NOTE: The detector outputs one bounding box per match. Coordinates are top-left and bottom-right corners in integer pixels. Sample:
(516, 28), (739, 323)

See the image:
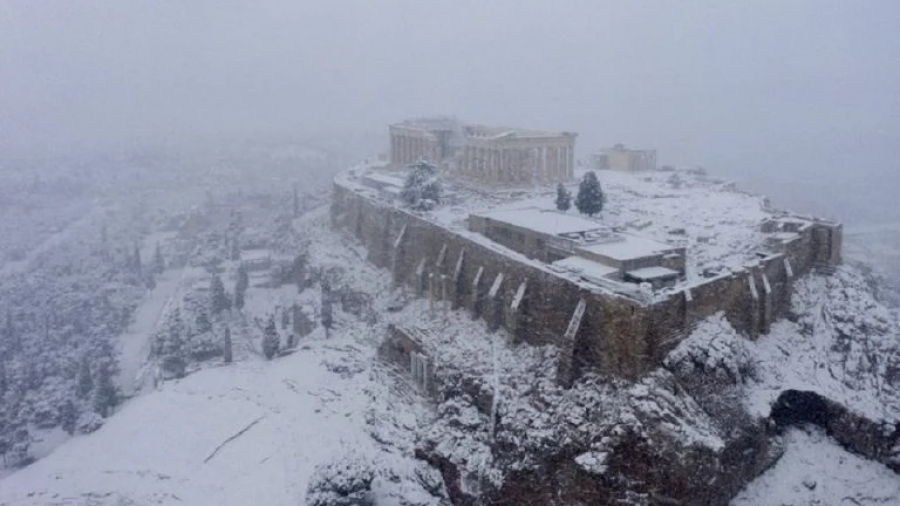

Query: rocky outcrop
(771, 389), (900, 473)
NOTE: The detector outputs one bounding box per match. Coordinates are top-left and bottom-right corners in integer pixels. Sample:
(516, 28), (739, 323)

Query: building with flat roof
(388, 117), (577, 187)
(593, 144), (657, 172)
(468, 207), (685, 288)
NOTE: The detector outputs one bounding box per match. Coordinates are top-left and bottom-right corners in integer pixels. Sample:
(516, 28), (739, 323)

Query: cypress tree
(575, 171), (605, 217)
(555, 183), (572, 211)
(77, 357), (93, 399)
(262, 316), (280, 360)
(93, 362), (118, 418)
(210, 274), (230, 315)
(223, 326), (233, 364)
(154, 242), (165, 274)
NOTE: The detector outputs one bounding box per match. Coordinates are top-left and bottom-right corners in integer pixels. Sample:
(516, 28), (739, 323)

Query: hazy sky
(2, 1), (898, 221)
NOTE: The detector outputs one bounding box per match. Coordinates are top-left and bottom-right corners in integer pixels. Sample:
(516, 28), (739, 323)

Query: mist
(2, 0), (898, 224)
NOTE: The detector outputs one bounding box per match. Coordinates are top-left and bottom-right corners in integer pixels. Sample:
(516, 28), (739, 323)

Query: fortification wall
(331, 178), (841, 383)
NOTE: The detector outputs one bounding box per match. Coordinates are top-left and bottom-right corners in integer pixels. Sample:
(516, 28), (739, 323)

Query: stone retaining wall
(332, 178), (842, 383)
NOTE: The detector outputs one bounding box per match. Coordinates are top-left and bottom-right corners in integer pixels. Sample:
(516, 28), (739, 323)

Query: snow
(471, 207), (602, 236)
(577, 232), (678, 261)
(0, 207), (443, 506)
(551, 255), (619, 279)
(625, 266), (680, 280)
(731, 427), (900, 506)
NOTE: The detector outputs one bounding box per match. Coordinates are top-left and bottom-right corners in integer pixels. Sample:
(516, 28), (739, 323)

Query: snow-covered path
(114, 267), (185, 396)
(0, 341), (380, 506)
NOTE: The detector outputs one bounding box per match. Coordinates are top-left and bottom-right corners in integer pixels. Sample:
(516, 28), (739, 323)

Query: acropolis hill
(331, 118), (843, 385)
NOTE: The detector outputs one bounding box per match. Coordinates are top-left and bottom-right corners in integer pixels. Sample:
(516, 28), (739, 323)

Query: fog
(2, 0), (898, 225)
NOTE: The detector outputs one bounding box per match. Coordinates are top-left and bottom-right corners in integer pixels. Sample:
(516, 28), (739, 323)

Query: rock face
(771, 389), (900, 473)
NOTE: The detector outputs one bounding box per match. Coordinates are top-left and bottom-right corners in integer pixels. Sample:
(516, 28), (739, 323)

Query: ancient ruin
(389, 117), (577, 187)
(334, 123), (843, 385)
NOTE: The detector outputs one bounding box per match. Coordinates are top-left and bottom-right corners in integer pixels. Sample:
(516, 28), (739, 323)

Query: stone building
(593, 144), (657, 172)
(468, 207), (685, 288)
(388, 117), (577, 187)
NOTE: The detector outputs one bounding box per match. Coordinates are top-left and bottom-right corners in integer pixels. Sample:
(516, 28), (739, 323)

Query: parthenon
(389, 117), (577, 187)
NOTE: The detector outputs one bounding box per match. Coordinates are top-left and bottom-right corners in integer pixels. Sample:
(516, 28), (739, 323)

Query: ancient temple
(388, 117), (577, 187)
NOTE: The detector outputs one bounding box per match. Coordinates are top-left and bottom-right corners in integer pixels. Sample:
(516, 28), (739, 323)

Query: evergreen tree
(195, 309), (212, 334)
(222, 326), (233, 364)
(133, 244), (142, 272)
(575, 171), (605, 217)
(93, 362), (118, 418)
(59, 400), (77, 435)
(281, 308), (290, 330)
(555, 183), (572, 211)
(2, 310), (20, 356)
(321, 288), (334, 338)
(210, 274), (230, 315)
(0, 361), (7, 398)
(400, 161), (442, 210)
(293, 183), (300, 218)
(234, 285), (245, 311)
(262, 316), (280, 360)
(154, 242), (165, 274)
(234, 263), (250, 310)
(77, 357), (93, 399)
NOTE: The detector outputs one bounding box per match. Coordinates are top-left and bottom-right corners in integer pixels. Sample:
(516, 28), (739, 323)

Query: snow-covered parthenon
(389, 117), (577, 187)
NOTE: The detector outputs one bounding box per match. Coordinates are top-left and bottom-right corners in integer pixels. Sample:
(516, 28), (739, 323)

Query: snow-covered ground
(732, 427), (900, 506)
(0, 340), (381, 506)
(2, 202), (898, 506)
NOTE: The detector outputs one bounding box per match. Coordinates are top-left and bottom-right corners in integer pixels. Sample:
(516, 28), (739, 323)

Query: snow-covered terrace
(337, 162), (812, 298)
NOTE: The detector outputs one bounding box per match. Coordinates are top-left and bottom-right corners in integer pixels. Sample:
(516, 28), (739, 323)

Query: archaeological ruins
(389, 117), (577, 187)
(333, 121), (844, 385)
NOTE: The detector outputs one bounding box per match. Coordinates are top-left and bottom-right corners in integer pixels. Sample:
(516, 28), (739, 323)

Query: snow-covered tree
(230, 239), (241, 262)
(132, 244), (142, 273)
(93, 362), (118, 418)
(555, 183), (572, 212)
(195, 309), (213, 335)
(400, 160), (442, 211)
(153, 242), (165, 274)
(234, 264), (249, 311)
(210, 274), (230, 315)
(76, 357), (93, 399)
(222, 326), (233, 364)
(306, 451), (376, 506)
(575, 171), (605, 217)
(321, 286), (334, 337)
(262, 316), (279, 360)
(59, 399), (77, 435)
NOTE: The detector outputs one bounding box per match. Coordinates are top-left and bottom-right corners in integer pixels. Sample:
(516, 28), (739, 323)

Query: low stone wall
(332, 178), (842, 383)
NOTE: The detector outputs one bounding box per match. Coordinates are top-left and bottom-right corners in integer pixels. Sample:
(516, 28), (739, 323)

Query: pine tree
(59, 400), (77, 435)
(77, 357), (93, 399)
(93, 362), (118, 418)
(222, 326), (233, 364)
(555, 183), (572, 211)
(575, 171), (605, 217)
(262, 316), (280, 360)
(195, 309), (212, 334)
(133, 244), (142, 272)
(154, 242), (165, 274)
(281, 309), (290, 330)
(210, 274), (230, 315)
(0, 361), (7, 398)
(321, 285), (334, 337)
(234, 264), (249, 311)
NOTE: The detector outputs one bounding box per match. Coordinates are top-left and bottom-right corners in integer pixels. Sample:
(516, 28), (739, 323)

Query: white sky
(2, 0), (898, 222)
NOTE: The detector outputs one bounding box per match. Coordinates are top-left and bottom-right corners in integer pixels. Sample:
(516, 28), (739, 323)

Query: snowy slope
(732, 427), (900, 506)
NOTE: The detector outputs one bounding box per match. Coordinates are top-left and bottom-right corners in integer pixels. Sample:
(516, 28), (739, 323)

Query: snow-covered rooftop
(471, 207), (604, 237)
(339, 162), (820, 293)
(577, 233), (679, 262)
(551, 255), (619, 280)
